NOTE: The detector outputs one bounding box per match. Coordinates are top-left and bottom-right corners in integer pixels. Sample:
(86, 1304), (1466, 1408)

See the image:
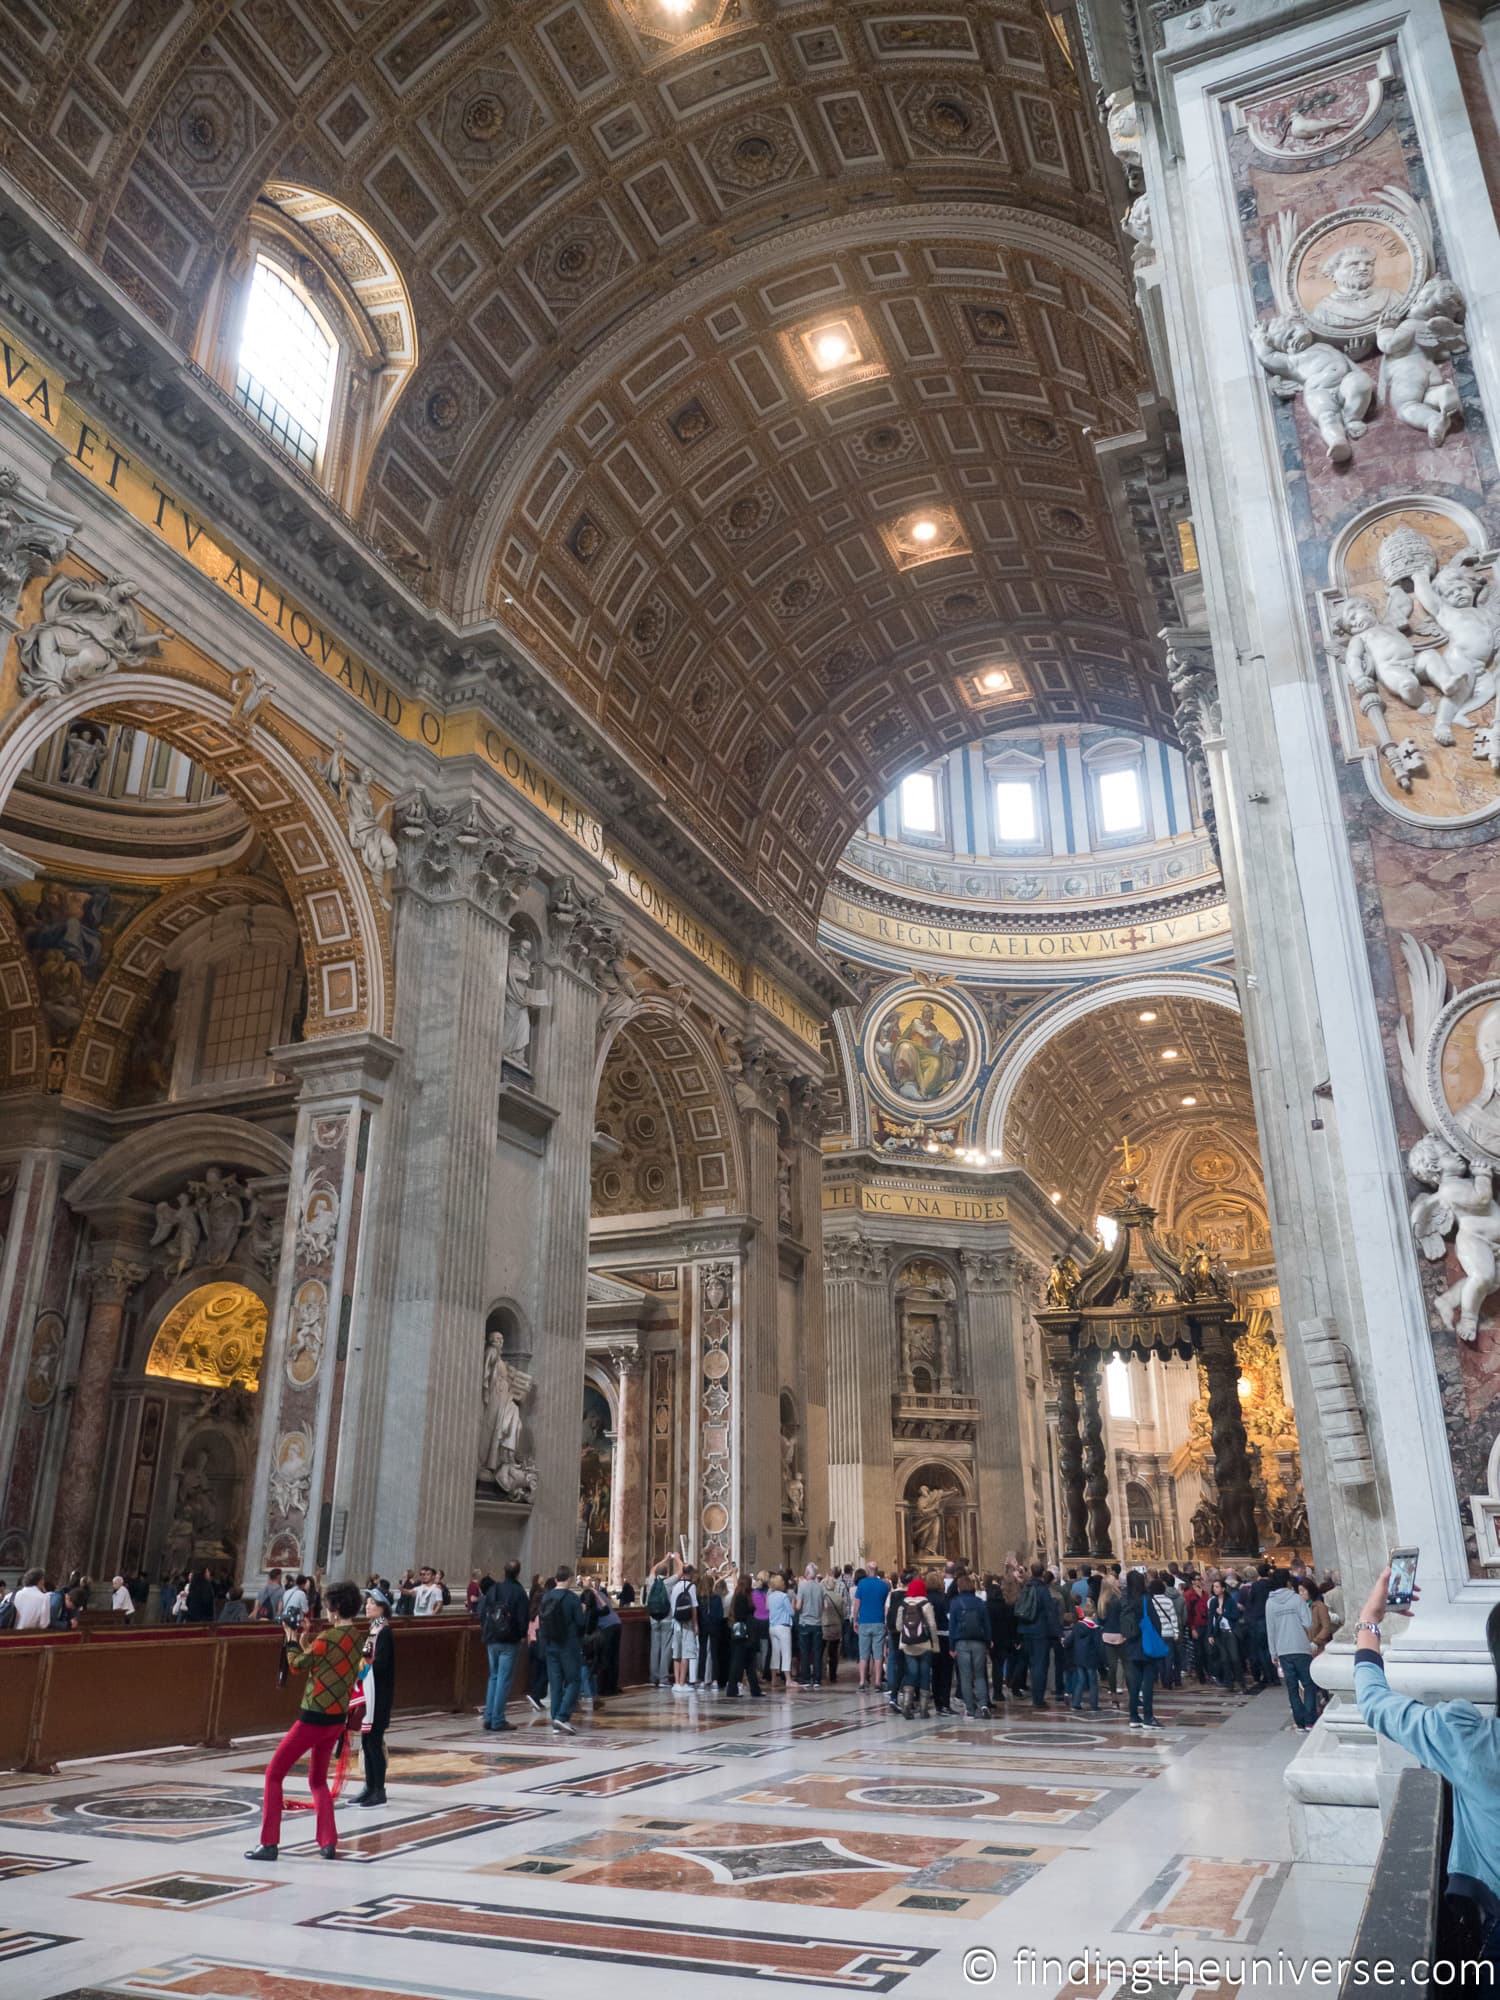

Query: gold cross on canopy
(1116, 1135), (1142, 1177)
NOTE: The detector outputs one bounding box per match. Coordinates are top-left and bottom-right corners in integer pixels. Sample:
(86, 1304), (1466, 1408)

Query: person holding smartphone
(1353, 1560), (1500, 1955)
(247, 1579), (364, 1860)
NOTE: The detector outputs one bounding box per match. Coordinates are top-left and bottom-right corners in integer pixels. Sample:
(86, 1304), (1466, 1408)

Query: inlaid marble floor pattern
(0, 1673), (1370, 1999)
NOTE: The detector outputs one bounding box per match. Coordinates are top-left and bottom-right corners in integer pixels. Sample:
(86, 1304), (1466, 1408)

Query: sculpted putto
(1409, 1133), (1500, 1342)
(1253, 315), (1373, 463)
(1377, 280), (1466, 446)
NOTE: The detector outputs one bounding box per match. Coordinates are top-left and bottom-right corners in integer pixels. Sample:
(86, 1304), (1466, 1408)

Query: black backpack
(1017, 1581), (1040, 1625)
(539, 1590), (574, 1646)
(646, 1574), (670, 1619)
(482, 1585), (524, 1647)
(899, 1597), (928, 1647)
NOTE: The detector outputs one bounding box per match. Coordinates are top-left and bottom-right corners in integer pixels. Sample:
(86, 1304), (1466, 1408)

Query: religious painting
(1233, 53), (1390, 164)
(863, 988), (981, 1119)
(5, 877), (153, 1044)
(578, 1382), (613, 1562)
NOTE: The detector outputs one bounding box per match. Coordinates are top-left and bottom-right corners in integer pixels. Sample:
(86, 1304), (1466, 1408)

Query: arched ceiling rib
(3, 0), (1161, 929)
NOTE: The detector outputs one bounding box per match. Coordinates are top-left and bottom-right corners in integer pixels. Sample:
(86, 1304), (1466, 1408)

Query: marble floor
(0, 1671), (1370, 2000)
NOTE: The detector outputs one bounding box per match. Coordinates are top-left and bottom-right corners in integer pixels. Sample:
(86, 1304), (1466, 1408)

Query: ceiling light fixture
(1180, 1094), (1197, 1107)
(911, 517), (939, 543)
(1161, 1047), (1180, 1060)
(979, 668), (1011, 692)
(1138, 1010), (1157, 1023)
(1050, 1190), (1062, 1203)
(812, 328), (852, 370)
(659, 0), (694, 14)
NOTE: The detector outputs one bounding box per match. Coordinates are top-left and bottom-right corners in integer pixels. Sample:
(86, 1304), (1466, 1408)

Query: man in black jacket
(479, 1559), (531, 1731)
(538, 1567), (587, 1735)
(1243, 1562), (1279, 1690)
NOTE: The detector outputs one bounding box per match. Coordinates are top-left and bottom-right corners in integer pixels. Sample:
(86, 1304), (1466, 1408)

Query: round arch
(594, 990), (746, 1215)
(66, 1111), (293, 1216)
(0, 667), (391, 1040)
(0, 891), (47, 1092)
(980, 970), (1242, 1157)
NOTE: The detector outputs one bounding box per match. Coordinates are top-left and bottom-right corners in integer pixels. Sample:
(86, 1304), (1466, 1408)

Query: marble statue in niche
(479, 1325), (537, 1501)
(910, 1482), (947, 1557)
(319, 738), (398, 894)
(502, 933), (547, 1073)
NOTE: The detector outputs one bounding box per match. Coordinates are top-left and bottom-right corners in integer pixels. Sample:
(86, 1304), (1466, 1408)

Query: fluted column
(788, 1072), (829, 1561)
(524, 876), (618, 1569)
(246, 1030), (398, 1579)
(824, 1232), (892, 1568)
(610, 1346), (646, 1588)
(48, 1248), (148, 1576)
(352, 795), (538, 1579)
(730, 1040), (786, 1570)
(960, 1249), (1031, 1563)
(1051, 1344), (1087, 1561)
(1077, 1350), (1115, 1560)
(1202, 1327), (1258, 1559)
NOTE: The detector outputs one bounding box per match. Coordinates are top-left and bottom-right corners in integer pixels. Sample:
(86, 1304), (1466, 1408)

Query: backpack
(539, 1590), (574, 1647)
(646, 1574), (671, 1619)
(899, 1597), (928, 1647)
(1016, 1581), (1040, 1625)
(673, 1587), (696, 1625)
(482, 1586), (524, 1647)
(1140, 1601), (1170, 1659)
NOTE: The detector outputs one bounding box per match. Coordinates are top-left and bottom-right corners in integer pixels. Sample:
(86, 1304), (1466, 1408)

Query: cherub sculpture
(1253, 315), (1374, 464)
(1332, 596), (1427, 711)
(1408, 1132), (1500, 1343)
(1376, 279), (1466, 447)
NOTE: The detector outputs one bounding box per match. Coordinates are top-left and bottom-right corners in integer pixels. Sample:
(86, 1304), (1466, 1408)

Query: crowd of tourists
(616, 1551), (1343, 1732)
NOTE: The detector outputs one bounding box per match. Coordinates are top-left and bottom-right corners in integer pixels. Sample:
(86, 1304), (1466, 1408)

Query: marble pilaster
(523, 877), (618, 1570)
(609, 1345), (646, 1587)
(47, 1242), (148, 1577)
(824, 1232), (893, 1568)
(354, 794), (538, 1580)
(959, 1249), (1032, 1561)
(731, 1040), (787, 1571)
(244, 1030), (397, 1579)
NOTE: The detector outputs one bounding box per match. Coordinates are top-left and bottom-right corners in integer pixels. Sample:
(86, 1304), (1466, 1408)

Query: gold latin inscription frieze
(823, 1182), (1010, 1223)
(822, 890), (1232, 964)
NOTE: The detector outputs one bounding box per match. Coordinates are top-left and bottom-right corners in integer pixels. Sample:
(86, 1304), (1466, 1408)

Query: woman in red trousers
(245, 1578), (363, 1860)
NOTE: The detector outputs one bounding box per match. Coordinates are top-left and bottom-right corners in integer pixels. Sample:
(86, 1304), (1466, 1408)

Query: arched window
(235, 255), (338, 472)
(164, 907), (301, 1096)
(194, 186), (416, 514)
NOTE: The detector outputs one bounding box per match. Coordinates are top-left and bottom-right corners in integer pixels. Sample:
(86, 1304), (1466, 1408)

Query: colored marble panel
(0, 1850), (81, 1879)
(523, 1759), (717, 1796)
(480, 1812), (1057, 1917)
(1118, 1856), (1289, 1943)
(0, 1927), (75, 1960)
(232, 1746), (568, 1786)
(284, 1802), (546, 1861)
(0, 1787), (263, 1843)
(834, 1748), (1165, 1778)
(308, 1894), (936, 1989)
(718, 1771), (1127, 1828)
(41, 1960), (537, 2000)
(82, 1874), (281, 1909)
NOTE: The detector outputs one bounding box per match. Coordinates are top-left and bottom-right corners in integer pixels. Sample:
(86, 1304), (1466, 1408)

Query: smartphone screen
(1388, 1547), (1419, 1608)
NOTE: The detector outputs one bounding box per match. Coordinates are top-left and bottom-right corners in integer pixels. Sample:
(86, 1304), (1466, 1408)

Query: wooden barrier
(0, 1608), (650, 1771)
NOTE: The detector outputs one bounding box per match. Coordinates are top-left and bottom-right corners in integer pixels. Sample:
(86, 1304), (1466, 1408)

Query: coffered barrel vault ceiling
(1, 0), (1161, 931)
(1003, 994), (1263, 1225)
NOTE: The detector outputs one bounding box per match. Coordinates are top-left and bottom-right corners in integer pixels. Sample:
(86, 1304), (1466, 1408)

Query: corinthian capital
(728, 1036), (789, 1118)
(785, 1070), (828, 1145)
(823, 1232), (886, 1283)
(396, 792), (540, 913)
(90, 1256), (149, 1305)
(1164, 629), (1221, 755)
(549, 874), (625, 981)
(0, 466), (70, 619)
(959, 1249), (1009, 1292)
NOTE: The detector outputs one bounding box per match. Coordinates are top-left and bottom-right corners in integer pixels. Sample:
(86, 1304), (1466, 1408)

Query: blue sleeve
(1353, 1655), (1478, 1788)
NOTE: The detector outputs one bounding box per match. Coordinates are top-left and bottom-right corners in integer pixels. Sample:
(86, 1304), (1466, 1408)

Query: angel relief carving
(1253, 186), (1470, 464)
(1399, 933), (1500, 1342)
(1324, 515), (1500, 811)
